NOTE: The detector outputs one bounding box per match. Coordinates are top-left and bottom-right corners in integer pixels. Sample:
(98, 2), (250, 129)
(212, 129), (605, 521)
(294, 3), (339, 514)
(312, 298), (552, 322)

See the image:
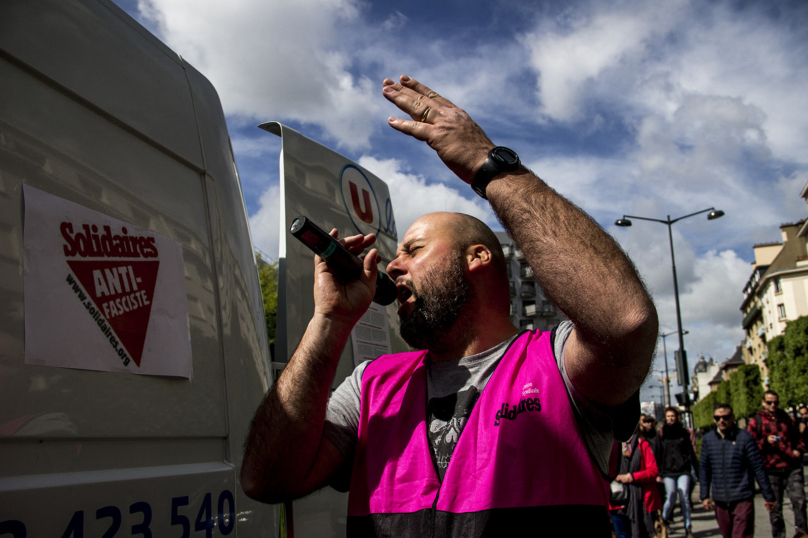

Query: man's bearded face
(398, 255), (470, 350)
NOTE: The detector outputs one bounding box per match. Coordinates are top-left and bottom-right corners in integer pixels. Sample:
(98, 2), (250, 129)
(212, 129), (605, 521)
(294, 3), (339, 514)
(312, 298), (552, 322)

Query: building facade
(691, 356), (721, 403)
(740, 220), (808, 386)
(495, 231), (566, 333)
(741, 244), (779, 379)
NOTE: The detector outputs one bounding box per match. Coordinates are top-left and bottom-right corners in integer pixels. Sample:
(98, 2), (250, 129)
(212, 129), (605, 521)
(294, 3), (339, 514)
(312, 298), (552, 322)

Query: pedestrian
(639, 413), (661, 456)
(699, 403), (775, 538)
(639, 414), (668, 507)
(610, 421), (664, 538)
(747, 390), (807, 538)
(239, 75), (659, 537)
(798, 405), (808, 450)
(660, 406), (698, 537)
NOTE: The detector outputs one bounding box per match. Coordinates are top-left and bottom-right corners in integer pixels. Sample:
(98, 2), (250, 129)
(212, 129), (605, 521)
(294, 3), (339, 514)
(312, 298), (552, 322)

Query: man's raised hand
(382, 75), (494, 184)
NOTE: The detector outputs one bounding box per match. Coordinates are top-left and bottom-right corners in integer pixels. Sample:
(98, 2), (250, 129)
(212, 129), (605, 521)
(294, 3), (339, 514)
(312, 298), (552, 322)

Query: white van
(0, 0), (280, 534)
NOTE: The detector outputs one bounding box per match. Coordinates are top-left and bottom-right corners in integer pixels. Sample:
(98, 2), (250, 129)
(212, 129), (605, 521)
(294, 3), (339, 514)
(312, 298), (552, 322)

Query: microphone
(290, 216), (398, 306)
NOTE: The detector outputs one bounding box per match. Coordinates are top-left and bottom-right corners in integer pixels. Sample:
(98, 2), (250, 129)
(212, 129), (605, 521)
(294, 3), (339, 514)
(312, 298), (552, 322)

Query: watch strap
(471, 146), (520, 200)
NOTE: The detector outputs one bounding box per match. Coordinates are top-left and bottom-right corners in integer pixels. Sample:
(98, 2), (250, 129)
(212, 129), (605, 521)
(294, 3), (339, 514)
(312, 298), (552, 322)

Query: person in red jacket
(611, 427), (664, 538)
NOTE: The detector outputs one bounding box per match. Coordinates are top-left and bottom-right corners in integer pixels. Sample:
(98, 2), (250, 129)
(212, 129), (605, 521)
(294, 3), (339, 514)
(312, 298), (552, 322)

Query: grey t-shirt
(324, 321), (634, 479)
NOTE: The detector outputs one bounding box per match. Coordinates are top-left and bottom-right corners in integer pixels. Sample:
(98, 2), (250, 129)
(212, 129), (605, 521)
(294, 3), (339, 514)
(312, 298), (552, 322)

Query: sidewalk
(666, 494), (799, 537)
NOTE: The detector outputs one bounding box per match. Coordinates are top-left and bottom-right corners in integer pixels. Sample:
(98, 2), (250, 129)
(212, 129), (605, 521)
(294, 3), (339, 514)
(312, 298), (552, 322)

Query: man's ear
(466, 245), (492, 272)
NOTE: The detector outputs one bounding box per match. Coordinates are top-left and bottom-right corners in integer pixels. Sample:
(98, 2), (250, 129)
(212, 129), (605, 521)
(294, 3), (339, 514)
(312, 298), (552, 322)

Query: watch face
(492, 147), (519, 166)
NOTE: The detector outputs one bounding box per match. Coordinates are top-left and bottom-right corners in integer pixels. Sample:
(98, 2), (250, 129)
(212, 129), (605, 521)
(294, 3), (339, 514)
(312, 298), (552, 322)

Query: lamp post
(660, 329), (689, 407)
(615, 207), (724, 411)
(647, 381), (666, 407)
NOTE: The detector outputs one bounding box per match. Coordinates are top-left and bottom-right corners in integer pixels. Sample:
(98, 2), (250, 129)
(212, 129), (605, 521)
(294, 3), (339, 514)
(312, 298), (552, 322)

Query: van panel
(0, 55), (228, 440)
(0, 0), (205, 170)
(0, 0), (277, 533)
(0, 462), (236, 536)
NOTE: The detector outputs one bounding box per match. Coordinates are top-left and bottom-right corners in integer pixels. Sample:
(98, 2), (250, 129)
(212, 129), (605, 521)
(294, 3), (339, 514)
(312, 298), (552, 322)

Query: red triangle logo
(66, 260), (160, 367)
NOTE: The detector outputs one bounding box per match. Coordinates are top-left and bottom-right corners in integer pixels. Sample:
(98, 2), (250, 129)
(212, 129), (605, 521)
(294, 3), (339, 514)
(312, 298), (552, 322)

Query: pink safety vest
(347, 330), (613, 537)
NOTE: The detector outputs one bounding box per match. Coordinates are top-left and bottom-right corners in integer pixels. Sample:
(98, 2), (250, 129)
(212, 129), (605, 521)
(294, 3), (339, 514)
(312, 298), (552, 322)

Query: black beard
(399, 259), (470, 350)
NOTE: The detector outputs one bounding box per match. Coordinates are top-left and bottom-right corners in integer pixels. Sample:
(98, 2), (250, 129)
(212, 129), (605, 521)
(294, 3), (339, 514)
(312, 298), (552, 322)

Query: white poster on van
(22, 185), (192, 378)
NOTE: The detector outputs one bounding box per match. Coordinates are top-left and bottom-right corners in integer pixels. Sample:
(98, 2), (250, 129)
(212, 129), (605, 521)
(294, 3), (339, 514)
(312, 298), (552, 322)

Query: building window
(774, 278), (782, 294)
(778, 304), (786, 319)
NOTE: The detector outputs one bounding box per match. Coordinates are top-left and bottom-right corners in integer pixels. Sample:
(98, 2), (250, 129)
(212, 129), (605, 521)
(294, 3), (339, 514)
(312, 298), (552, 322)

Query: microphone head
(373, 272), (398, 306)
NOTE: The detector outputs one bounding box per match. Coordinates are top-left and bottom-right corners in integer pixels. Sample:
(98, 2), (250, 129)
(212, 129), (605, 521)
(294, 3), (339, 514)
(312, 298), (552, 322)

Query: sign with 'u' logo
(340, 164), (381, 237)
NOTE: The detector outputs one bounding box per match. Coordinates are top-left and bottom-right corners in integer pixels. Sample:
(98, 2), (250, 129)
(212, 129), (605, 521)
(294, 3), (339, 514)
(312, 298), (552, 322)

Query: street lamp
(659, 329), (689, 407)
(615, 207), (724, 411)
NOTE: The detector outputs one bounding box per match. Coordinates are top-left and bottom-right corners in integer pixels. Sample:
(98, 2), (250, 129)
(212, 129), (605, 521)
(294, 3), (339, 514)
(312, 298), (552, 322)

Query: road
(665, 492), (802, 537)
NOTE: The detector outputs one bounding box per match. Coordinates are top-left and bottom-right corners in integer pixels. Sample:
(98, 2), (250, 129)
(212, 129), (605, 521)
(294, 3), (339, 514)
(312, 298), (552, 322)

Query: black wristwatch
(471, 146), (521, 199)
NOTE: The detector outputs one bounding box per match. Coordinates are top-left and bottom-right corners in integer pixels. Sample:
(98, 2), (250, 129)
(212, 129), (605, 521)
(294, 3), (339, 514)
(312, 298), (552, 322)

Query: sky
(115, 0), (808, 404)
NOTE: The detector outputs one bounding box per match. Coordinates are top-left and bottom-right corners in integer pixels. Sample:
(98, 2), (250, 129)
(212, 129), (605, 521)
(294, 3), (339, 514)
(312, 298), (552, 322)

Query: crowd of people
(610, 393), (808, 538)
(610, 408), (697, 538)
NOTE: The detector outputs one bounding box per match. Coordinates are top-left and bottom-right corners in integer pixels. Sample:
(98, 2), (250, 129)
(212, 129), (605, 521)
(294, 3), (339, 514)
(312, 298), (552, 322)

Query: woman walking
(610, 416), (664, 538)
(660, 406), (698, 537)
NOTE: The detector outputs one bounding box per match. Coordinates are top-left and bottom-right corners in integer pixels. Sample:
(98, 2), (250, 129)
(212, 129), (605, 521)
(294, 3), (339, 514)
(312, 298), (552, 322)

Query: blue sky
(115, 0), (808, 403)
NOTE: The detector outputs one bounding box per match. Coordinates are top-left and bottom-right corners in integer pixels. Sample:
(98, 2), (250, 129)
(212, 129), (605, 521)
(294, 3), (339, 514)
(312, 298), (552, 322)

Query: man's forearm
(240, 315), (352, 502)
(487, 169), (658, 404)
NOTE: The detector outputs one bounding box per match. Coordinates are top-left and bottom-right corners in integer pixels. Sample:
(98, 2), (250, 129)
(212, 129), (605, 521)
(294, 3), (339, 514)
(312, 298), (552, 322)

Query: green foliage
(694, 362), (766, 432)
(715, 380), (731, 408)
(768, 334), (788, 401)
(768, 315), (808, 408)
(729, 364), (764, 419)
(256, 252), (279, 346)
(693, 391), (717, 430)
(694, 364), (763, 431)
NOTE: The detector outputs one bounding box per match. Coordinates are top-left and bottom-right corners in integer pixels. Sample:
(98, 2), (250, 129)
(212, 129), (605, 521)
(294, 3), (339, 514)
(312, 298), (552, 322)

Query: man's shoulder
(776, 409), (795, 424)
(747, 412), (763, 433)
(373, 350), (426, 364)
(702, 430), (720, 445)
(364, 350), (427, 378)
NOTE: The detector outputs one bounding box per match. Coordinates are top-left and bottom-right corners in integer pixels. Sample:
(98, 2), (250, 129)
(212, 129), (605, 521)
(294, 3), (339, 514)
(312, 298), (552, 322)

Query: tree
(715, 380), (731, 410)
(729, 364), (764, 419)
(693, 391), (717, 430)
(768, 315), (808, 408)
(256, 252), (279, 346)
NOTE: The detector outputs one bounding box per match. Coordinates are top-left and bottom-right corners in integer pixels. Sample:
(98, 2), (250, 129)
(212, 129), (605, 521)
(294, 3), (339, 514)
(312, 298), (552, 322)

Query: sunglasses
(764, 400), (779, 406)
(642, 419), (654, 423)
(713, 415), (732, 421)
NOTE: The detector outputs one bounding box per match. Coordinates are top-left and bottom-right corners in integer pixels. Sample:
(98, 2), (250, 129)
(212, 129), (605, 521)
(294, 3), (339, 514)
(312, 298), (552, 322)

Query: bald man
(241, 76), (658, 537)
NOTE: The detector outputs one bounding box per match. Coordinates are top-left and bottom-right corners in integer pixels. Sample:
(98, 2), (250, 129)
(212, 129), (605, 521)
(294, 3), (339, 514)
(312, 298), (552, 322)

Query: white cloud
(357, 156), (492, 237)
(523, 156), (639, 218)
(248, 184), (281, 259)
(138, 0), (379, 150)
(671, 5), (808, 163)
(520, 0), (808, 164)
(520, 0), (686, 122)
(614, 220), (751, 364)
